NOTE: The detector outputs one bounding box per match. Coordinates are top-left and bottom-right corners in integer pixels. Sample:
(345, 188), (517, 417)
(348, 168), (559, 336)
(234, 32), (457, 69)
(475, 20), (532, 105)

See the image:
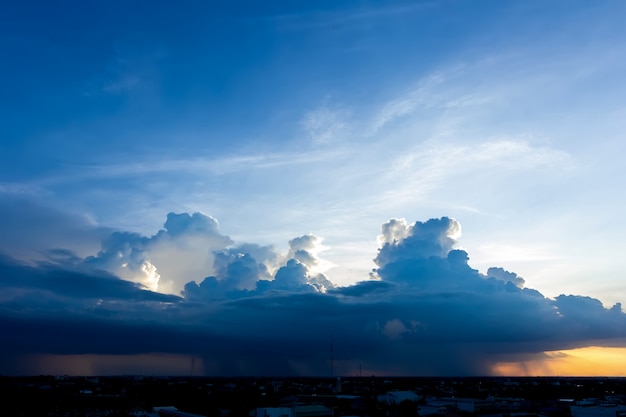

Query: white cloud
(301, 105), (349, 144)
(371, 71), (446, 133)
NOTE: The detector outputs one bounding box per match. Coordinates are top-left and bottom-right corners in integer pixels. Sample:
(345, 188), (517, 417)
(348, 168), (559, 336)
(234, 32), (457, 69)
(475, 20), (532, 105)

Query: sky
(1, 0), (626, 376)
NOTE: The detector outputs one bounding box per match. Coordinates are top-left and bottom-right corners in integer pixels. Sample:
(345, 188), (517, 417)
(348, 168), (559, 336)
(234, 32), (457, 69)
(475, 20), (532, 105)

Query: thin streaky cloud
(370, 66), (478, 133)
(0, 183), (49, 196)
(27, 149), (348, 186)
(300, 105), (350, 145)
(373, 138), (574, 211)
(245, 2), (437, 30)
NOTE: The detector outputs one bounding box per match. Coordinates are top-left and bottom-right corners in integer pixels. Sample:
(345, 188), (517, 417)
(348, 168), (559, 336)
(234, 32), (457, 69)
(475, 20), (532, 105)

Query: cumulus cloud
(0, 211), (625, 376)
(374, 217), (461, 271)
(288, 234), (322, 267)
(487, 266), (526, 288)
(85, 212), (233, 292)
(182, 232), (335, 301)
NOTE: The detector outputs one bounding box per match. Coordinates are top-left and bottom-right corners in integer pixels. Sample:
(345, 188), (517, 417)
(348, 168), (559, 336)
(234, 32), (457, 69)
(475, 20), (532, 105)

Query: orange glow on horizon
(493, 346), (626, 376)
(22, 353), (204, 376)
(13, 347), (626, 376)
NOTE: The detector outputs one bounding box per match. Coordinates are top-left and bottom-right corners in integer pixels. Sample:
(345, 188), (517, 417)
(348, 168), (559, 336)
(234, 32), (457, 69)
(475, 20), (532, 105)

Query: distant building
(256, 405), (332, 417)
(377, 391), (422, 404)
(256, 407), (295, 417)
(427, 397), (493, 413)
(491, 397), (526, 410)
(418, 404), (449, 415)
(571, 405), (626, 417)
(153, 406), (207, 417)
(294, 405), (333, 417)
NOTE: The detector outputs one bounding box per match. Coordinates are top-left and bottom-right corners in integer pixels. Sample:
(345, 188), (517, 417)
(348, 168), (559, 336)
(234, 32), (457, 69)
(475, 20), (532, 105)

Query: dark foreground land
(1, 375), (625, 417)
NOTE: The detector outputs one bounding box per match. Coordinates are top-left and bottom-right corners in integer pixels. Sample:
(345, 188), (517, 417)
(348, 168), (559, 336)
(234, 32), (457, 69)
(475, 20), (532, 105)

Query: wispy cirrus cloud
(246, 2), (436, 31)
(301, 105), (350, 145)
(371, 138), (574, 215)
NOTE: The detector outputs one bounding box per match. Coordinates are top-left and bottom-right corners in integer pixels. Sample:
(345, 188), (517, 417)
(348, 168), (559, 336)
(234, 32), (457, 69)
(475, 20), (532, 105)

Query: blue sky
(1, 1), (626, 376)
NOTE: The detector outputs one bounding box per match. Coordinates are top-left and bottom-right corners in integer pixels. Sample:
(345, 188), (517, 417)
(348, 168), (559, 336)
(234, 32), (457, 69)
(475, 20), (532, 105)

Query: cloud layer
(0, 210), (624, 376)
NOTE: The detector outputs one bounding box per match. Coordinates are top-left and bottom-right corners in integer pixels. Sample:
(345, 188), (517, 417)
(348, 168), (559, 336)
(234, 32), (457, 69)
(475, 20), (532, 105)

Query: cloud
(374, 217), (461, 271)
(0, 211), (624, 376)
(487, 266), (525, 288)
(84, 212), (233, 292)
(0, 253), (179, 315)
(84, 46), (169, 97)
(301, 106), (349, 144)
(256, 3), (434, 32)
(371, 71), (451, 132)
(373, 138), (573, 213)
(0, 196), (109, 260)
(182, 232), (335, 301)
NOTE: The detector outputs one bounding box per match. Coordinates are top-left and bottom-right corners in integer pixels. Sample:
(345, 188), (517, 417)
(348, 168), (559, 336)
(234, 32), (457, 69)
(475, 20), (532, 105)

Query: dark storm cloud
(0, 197), (110, 259)
(0, 211), (625, 376)
(0, 253), (180, 306)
